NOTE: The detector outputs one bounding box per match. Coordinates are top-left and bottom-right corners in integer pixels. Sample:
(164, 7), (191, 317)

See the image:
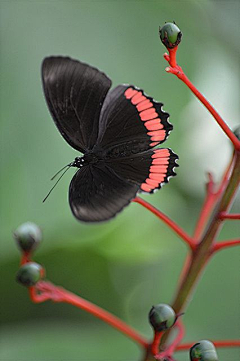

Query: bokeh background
(0, 1), (239, 360)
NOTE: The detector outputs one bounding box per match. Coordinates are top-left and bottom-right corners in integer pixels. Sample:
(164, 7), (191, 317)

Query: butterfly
(42, 56), (178, 222)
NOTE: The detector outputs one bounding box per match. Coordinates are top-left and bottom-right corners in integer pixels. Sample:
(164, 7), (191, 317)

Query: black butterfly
(42, 56), (178, 222)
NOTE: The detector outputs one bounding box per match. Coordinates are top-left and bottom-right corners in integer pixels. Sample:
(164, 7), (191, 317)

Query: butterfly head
(71, 157), (85, 168)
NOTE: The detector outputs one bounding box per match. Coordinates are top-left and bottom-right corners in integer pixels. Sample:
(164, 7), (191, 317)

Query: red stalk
(151, 331), (164, 355)
(193, 173), (217, 240)
(20, 251), (31, 265)
(218, 212), (240, 220)
(133, 197), (195, 250)
(194, 153), (236, 240)
(154, 321), (185, 360)
(176, 340), (240, 351)
(28, 280), (149, 349)
(164, 50), (240, 151)
(166, 321), (185, 355)
(20, 254), (148, 348)
(213, 239), (240, 253)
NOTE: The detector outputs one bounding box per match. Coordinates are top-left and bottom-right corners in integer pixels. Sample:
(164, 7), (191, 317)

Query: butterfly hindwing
(69, 163), (139, 222)
(42, 56), (112, 152)
(105, 148), (178, 193)
(96, 85), (173, 152)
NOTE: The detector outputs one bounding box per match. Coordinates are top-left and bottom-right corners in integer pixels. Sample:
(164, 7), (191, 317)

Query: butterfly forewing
(96, 85), (172, 152)
(42, 56), (112, 152)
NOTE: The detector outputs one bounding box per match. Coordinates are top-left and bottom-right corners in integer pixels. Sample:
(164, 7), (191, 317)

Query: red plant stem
(194, 154), (235, 240)
(168, 47), (178, 67)
(193, 173), (217, 240)
(19, 247), (149, 348)
(166, 321), (185, 355)
(180, 75), (240, 150)
(213, 239), (240, 253)
(176, 340), (240, 351)
(219, 212), (240, 220)
(20, 251), (31, 265)
(133, 197), (195, 250)
(28, 280), (149, 349)
(164, 51), (240, 151)
(160, 151), (240, 349)
(151, 331), (164, 355)
(153, 321), (185, 360)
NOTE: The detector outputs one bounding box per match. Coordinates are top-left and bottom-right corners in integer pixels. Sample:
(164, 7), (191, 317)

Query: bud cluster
(14, 222), (44, 287)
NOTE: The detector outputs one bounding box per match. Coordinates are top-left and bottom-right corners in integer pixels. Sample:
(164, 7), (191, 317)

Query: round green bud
(159, 22), (182, 49)
(16, 262), (43, 287)
(233, 126), (240, 140)
(14, 222), (42, 252)
(149, 303), (176, 332)
(190, 340), (218, 361)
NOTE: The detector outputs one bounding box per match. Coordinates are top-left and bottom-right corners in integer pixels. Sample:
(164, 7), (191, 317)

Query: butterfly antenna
(50, 163), (72, 181)
(43, 164), (72, 203)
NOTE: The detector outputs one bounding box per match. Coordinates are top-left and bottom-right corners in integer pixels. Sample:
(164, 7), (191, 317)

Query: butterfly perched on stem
(42, 56), (178, 222)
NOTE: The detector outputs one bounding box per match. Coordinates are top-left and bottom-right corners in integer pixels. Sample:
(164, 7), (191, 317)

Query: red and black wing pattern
(42, 56), (112, 152)
(42, 56), (179, 223)
(69, 163), (139, 222)
(69, 148), (178, 222)
(106, 148), (178, 194)
(96, 85), (173, 152)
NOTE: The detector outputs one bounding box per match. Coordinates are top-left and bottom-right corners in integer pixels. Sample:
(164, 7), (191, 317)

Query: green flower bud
(14, 222), (42, 252)
(190, 340), (218, 361)
(149, 303), (176, 332)
(159, 22), (182, 49)
(233, 126), (240, 140)
(16, 262), (43, 287)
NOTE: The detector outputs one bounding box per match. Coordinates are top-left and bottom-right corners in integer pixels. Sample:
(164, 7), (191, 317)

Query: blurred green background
(0, 1), (239, 360)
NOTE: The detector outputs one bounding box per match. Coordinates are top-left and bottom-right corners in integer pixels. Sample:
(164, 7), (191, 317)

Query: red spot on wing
(147, 130), (164, 136)
(140, 108), (158, 121)
(146, 178), (159, 187)
(145, 119), (162, 130)
(150, 142), (159, 147)
(148, 131), (166, 141)
(124, 87), (168, 149)
(136, 99), (152, 111)
(152, 149), (170, 158)
(140, 148), (171, 193)
(149, 173), (166, 180)
(125, 88), (138, 99)
(152, 158), (169, 165)
(141, 183), (152, 192)
(132, 92), (146, 104)
(150, 165), (168, 172)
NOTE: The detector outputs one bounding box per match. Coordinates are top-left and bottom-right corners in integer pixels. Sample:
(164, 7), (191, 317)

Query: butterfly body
(42, 56), (178, 222)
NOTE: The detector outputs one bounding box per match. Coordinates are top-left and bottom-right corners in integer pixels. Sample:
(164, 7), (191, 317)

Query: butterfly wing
(42, 56), (112, 152)
(69, 163), (139, 222)
(105, 148), (178, 193)
(96, 85), (173, 152)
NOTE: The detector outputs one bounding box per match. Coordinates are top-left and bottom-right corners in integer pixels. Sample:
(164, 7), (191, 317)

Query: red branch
(194, 151), (236, 240)
(30, 280), (149, 349)
(20, 251), (31, 265)
(163, 50), (240, 151)
(219, 212), (240, 220)
(213, 239), (240, 253)
(20, 255), (148, 349)
(151, 331), (164, 355)
(154, 321), (185, 360)
(176, 340), (240, 351)
(133, 197), (195, 250)
(193, 172), (218, 240)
